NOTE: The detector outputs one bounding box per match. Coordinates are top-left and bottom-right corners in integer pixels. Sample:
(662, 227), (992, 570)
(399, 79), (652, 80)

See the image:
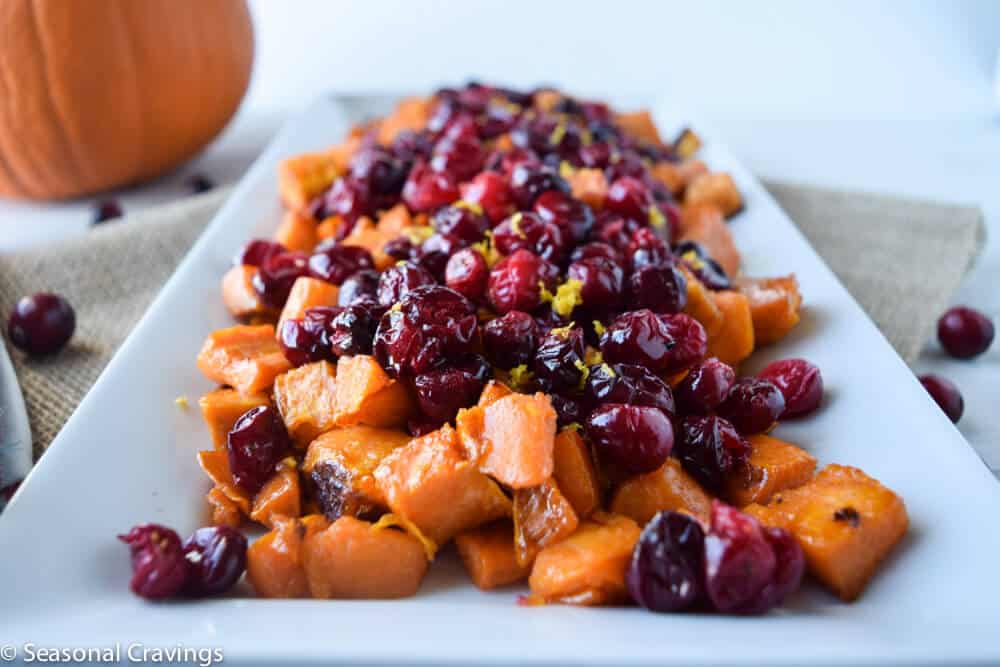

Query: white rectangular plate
(2, 96), (999, 665)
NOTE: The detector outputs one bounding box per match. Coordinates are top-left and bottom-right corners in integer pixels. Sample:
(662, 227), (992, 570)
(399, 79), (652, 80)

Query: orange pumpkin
(0, 0), (253, 200)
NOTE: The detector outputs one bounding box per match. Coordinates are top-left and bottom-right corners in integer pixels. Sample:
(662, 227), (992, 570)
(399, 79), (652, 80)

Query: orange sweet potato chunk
(678, 203), (740, 277)
(649, 162), (685, 196)
(373, 425), (511, 545)
(250, 462), (302, 528)
(706, 291), (755, 367)
(567, 167), (608, 210)
(333, 355), (416, 428)
(478, 380), (514, 407)
(221, 266), (274, 320)
(456, 392), (557, 489)
(455, 520), (531, 590)
(302, 516), (429, 599)
(341, 216), (395, 271)
(316, 215), (346, 241)
(377, 203), (412, 237)
(247, 516), (311, 598)
(513, 477), (580, 567)
(723, 434), (816, 507)
(273, 360), (338, 448)
(206, 486), (242, 528)
(552, 428), (601, 518)
(198, 388), (270, 449)
(610, 458), (713, 525)
(735, 275), (803, 345)
(277, 277), (340, 331)
(274, 211), (318, 254)
(197, 324), (291, 395)
(278, 151), (340, 213)
(685, 172), (743, 218)
(377, 96), (434, 145)
(680, 266), (724, 338)
(528, 513), (642, 606)
(197, 449), (251, 515)
(746, 464), (908, 602)
(615, 110), (663, 146)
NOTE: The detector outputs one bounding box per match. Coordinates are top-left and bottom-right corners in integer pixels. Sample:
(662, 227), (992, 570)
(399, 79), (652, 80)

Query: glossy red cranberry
(657, 313), (708, 374)
(327, 305), (378, 356)
(402, 161), (460, 212)
(717, 378), (786, 435)
(533, 326), (587, 394)
(586, 403), (674, 474)
(567, 257), (624, 310)
(675, 416), (750, 491)
(349, 146), (407, 197)
(227, 405), (292, 495)
(182, 526), (248, 597)
(460, 171), (514, 223)
(418, 233), (467, 280)
(390, 129), (434, 165)
(413, 354), (489, 422)
(919, 374), (964, 423)
(733, 526), (805, 614)
(93, 199), (123, 224)
(430, 132), (485, 181)
(377, 261), (437, 307)
(508, 159), (570, 209)
(591, 213), (641, 250)
(118, 524), (191, 600)
(534, 190), (594, 244)
(606, 176), (655, 223)
(382, 237), (417, 262)
(604, 151), (648, 183)
(703, 502), (778, 614)
(7, 293), (76, 356)
(549, 393), (585, 427)
(479, 97), (522, 139)
(338, 269), (381, 307)
(483, 310), (540, 369)
(432, 204), (490, 242)
(937, 306), (994, 359)
(628, 264), (687, 315)
(234, 239), (286, 267)
(600, 309), (676, 372)
(674, 358), (736, 415)
(252, 251), (309, 308)
(578, 141), (612, 168)
(758, 359), (824, 418)
(493, 212), (569, 263)
(584, 363), (675, 416)
(627, 511), (705, 612)
(307, 242), (374, 286)
(323, 177), (373, 223)
(674, 241), (731, 290)
(445, 248), (489, 301)
(278, 315), (329, 367)
(487, 249), (558, 314)
(570, 241), (622, 266)
(626, 227), (673, 271)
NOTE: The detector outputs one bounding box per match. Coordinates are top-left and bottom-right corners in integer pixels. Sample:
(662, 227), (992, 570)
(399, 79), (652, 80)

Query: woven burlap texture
(0, 183), (985, 459)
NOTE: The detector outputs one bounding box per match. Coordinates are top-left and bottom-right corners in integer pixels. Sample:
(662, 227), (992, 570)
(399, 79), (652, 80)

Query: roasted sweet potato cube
(206, 486), (243, 528)
(680, 266), (724, 338)
(672, 128), (703, 160)
(746, 464), (908, 602)
(273, 361), (338, 448)
(316, 216), (346, 241)
(478, 380), (513, 407)
(528, 513), (641, 606)
(303, 426), (411, 520)
(302, 516), (429, 599)
(274, 211), (318, 254)
(567, 167), (609, 209)
(197, 324), (291, 395)
(278, 151), (340, 212)
(247, 516), (312, 598)
(722, 434), (816, 507)
(455, 521), (531, 590)
(197, 450), (251, 515)
(377, 203), (412, 237)
(277, 277), (340, 331)
(198, 388), (270, 449)
(552, 428), (601, 518)
(333, 355), (416, 428)
(456, 392), (557, 489)
(615, 109), (662, 145)
(610, 458), (712, 525)
(706, 291), (755, 367)
(341, 217), (395, 271)
(250, 461), (302, 528)
(735, 275), (803, 345)
(678, 204), (740, 277)
(222, 265), (275, 320)
(377, 96), (434, 144)
(513, 477), (580, 567)
(373, 425), (511, 544)
(685, 172), (743, 218)
(649, 162), (684, 196)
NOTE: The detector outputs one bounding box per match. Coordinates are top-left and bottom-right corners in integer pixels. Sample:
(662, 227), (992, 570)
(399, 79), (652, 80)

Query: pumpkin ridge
(0, 12), (42, 198)
(114, 2), (147, 189)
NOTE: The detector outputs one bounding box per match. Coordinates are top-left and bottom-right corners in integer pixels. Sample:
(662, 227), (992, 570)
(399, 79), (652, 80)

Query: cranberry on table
(413, 355), (490, 422)
(460, 171), (514, 223)
(432, 204), (490, 243)
(187, 174), (215, 194)
(674, 357), (736, 415)
(338, 269), (381, 307)
(252, 251), (309, 308)
(7, 292), (76, 356)
(227, 405), (292, 495)
(487, 249), (558, 314)
(627, 511), (705, 613)
(758, 358), (824, 418)
(118, 524), (190, 600)
(937, 306), (994, 359)
(717, 377), (786, 435)
(628, 264), (688, 315)
(919, 374), (964, 423)
(567, 257), (624, 310)
(308, 242), (375, 286)
(584, 363), (675, 417)
(533, 326), (587, 394)
(483, 310), (540, 369)
(234, 239), (286, 267)
(657, 313), (708, 374)
(585, 403), (674, 474)
(445, 248), (489, 301)
(402, 161), (460, 212)
(599, 309), (676, 372)
(377, 261), (437, 307)
(675, 415), (750, 491)
(93, 199), (123, 224)
(182, 526), (248, 597)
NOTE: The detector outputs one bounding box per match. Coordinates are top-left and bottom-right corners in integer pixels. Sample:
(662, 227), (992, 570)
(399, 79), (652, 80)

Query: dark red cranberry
(511, 113), (583, 157)
(733, 526), (805, 614)
(432, 204), (489, 242)
(703, 502), (778, 614)
(584, 363), (675, 416)
(402, 161), (460, 212)
(234, 239), (286, 267)
(628, 264), (687, 315)
(227, 405), (291, 495)
(430, 132), (484, 181)
(606, 177), (655, 223)
(252, 251), (309, 308)
(327, 305), (378, 356)
(278, 315), (330, 367)
(493, 212), (569, 263)
(657, 313), (708, 374)
(323, 177), (373, 223)
(479, 97), (522, 138)
(675, 415), (751, 491)
(577, 141), (612, 168)
(460, 171), (514, 223)
(937, 306), (994, 359)
(758, 359), (824, 418)
(508, 160), (570, 209)
(487, 249), (558, 314)
(373, 285), (478, 377)
(567, 257), (624, 309)
(182, 526), (248, 597)
(338, 269), (381, 307)
(586, 403), (674, 474)
(349, 146), (407, 197)
(483, 310), (540, 369)
(919, 374), (964, 423)
(627, 511), (705, 612)
(591, 213), (642, 250)
(533, 190), (594, 244)
(604, 151), (648, 183)
(445, 248), (489, 301)
(377, 261), (437, 307)
(118, 524), (190, 600)
(383, 237), (417, 262)
(570, 241), (622, 266)
(7, 293), (76, 356)
(533, 326), (587, 394)
(626, 227), (673, 271)
(390, 129), (434, 165)
(674, 241), (731, 290)
(674, 358), (736, 415)
(186, 174), (215, 194)
(413, 354), (489, 422)
(717, 378), (786, 435)
(418, 233), (467, 280)
(550, 393), (585, 427)
(93, 199), (123, 224)
(600, 309), (676, 372)
(307, 242), (374, 286)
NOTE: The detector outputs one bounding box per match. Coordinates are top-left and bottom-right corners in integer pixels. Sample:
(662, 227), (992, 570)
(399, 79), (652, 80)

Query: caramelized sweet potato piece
(567, 167), (608, 210)
(680, 266), (724, 338)
(278, 151), (340, 212)
(333, 355), (416, 428)
(735, 275), (802, 345)
(552, 428), (601, 518)
(377, 203), (412, 238)
(221, 265), (274, 320)
(198, 388), (270, 449)
(455, 520), (531, 590)
(745, 464), (908, 601)
(722, 434), (816, 507)
(377, 96), (434, 144)
(273, 361), (338, 447)
(303, 425), (411, 520)
(197, 450), (251, 515)
(302, 516), (429, 599)
(247, 514), (329, 599)
(206, 486), (242, 528)
(197, 324), (291, 395)
(316, 215), (346, 241)
(250, 461), (302, 528)
(478, 380), (513, 407)
(528, 513), (641, 606)
(341, 217), (395, 271)
(277, 277), (340, 331)
(373, 425), (511, 544)
(678, 204), (740, 277)
(705, 291), (755, 367)
(456, 392), (557, 489)
(685, 172), (743, 218)
(513, 478), (579, 567)
(649, 162), (684, 196)
(610, 458), (712, 525)
(274, 211), (318, 254)
(615, 110), (663, 146)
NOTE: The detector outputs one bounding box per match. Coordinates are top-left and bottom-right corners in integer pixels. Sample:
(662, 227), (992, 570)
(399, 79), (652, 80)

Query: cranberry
(278, 306), (342, 366)
(377, 261), (437, 307)
(604, 151), (648, 183)
(606, 177), (655, 223)
(674, 358), (736, 415)
(323, 177), (372, 223)
(413, 355), (490, 422)
(118, 524), (190, 600)
(487, 249), (558, 314)
(675, 415), (750, 491)
(628, 265), (687, 315)
(307, 242), (374, 286)
(382, 237), (417, 262)
(327, 305), (378, 356)
(445, 248), (489, 301)
(493, 212), (569, 263)
(600, 309), (676, 372)
(578, 141), (612, 168)
(734, 526), (805, 614)
(390, 129), (434, 165)
(567, 257), (624, 309)
(626, 227), (673, 271)
(937, 306), (994, 359)
(533, 326), (587, 394)
(717, 378), (786, 435)
(7, 293), (76, 356)
(703, 502), (778, 614)
(432, 204), (489, 243)
(182, 526), (248, 597)
(534, 190), (594, 244)
(591, 213), (641, 251)
(758, 359), (824, 418)
(418, 233), (467, 280)
(227, 405), (291, 495)
(674, 241), (731, 291)
(919, 374), (964, 423)
(373, 285), (478, 377)
(460, 171), (514, 223)
(94, 199), (123, 224)
(234, 239), (286, 267)
(507, 160), (570, 209)
(479, 97), (522, 138)
(338, 269), (381, 307)
(430, 132), (484, 181)
(627, 511), (705, 612)
(483, 310), (540, 369)
(349, 146), (407, 198)
(657, 313), (708, 374)
(550, 393), (585, 427)
(252, 251), (310, 308)
(402, 161), (460, 212)
(570, 241), (622, 266)
(586, 403), (674, 474)
(584, 363), (675, 416)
